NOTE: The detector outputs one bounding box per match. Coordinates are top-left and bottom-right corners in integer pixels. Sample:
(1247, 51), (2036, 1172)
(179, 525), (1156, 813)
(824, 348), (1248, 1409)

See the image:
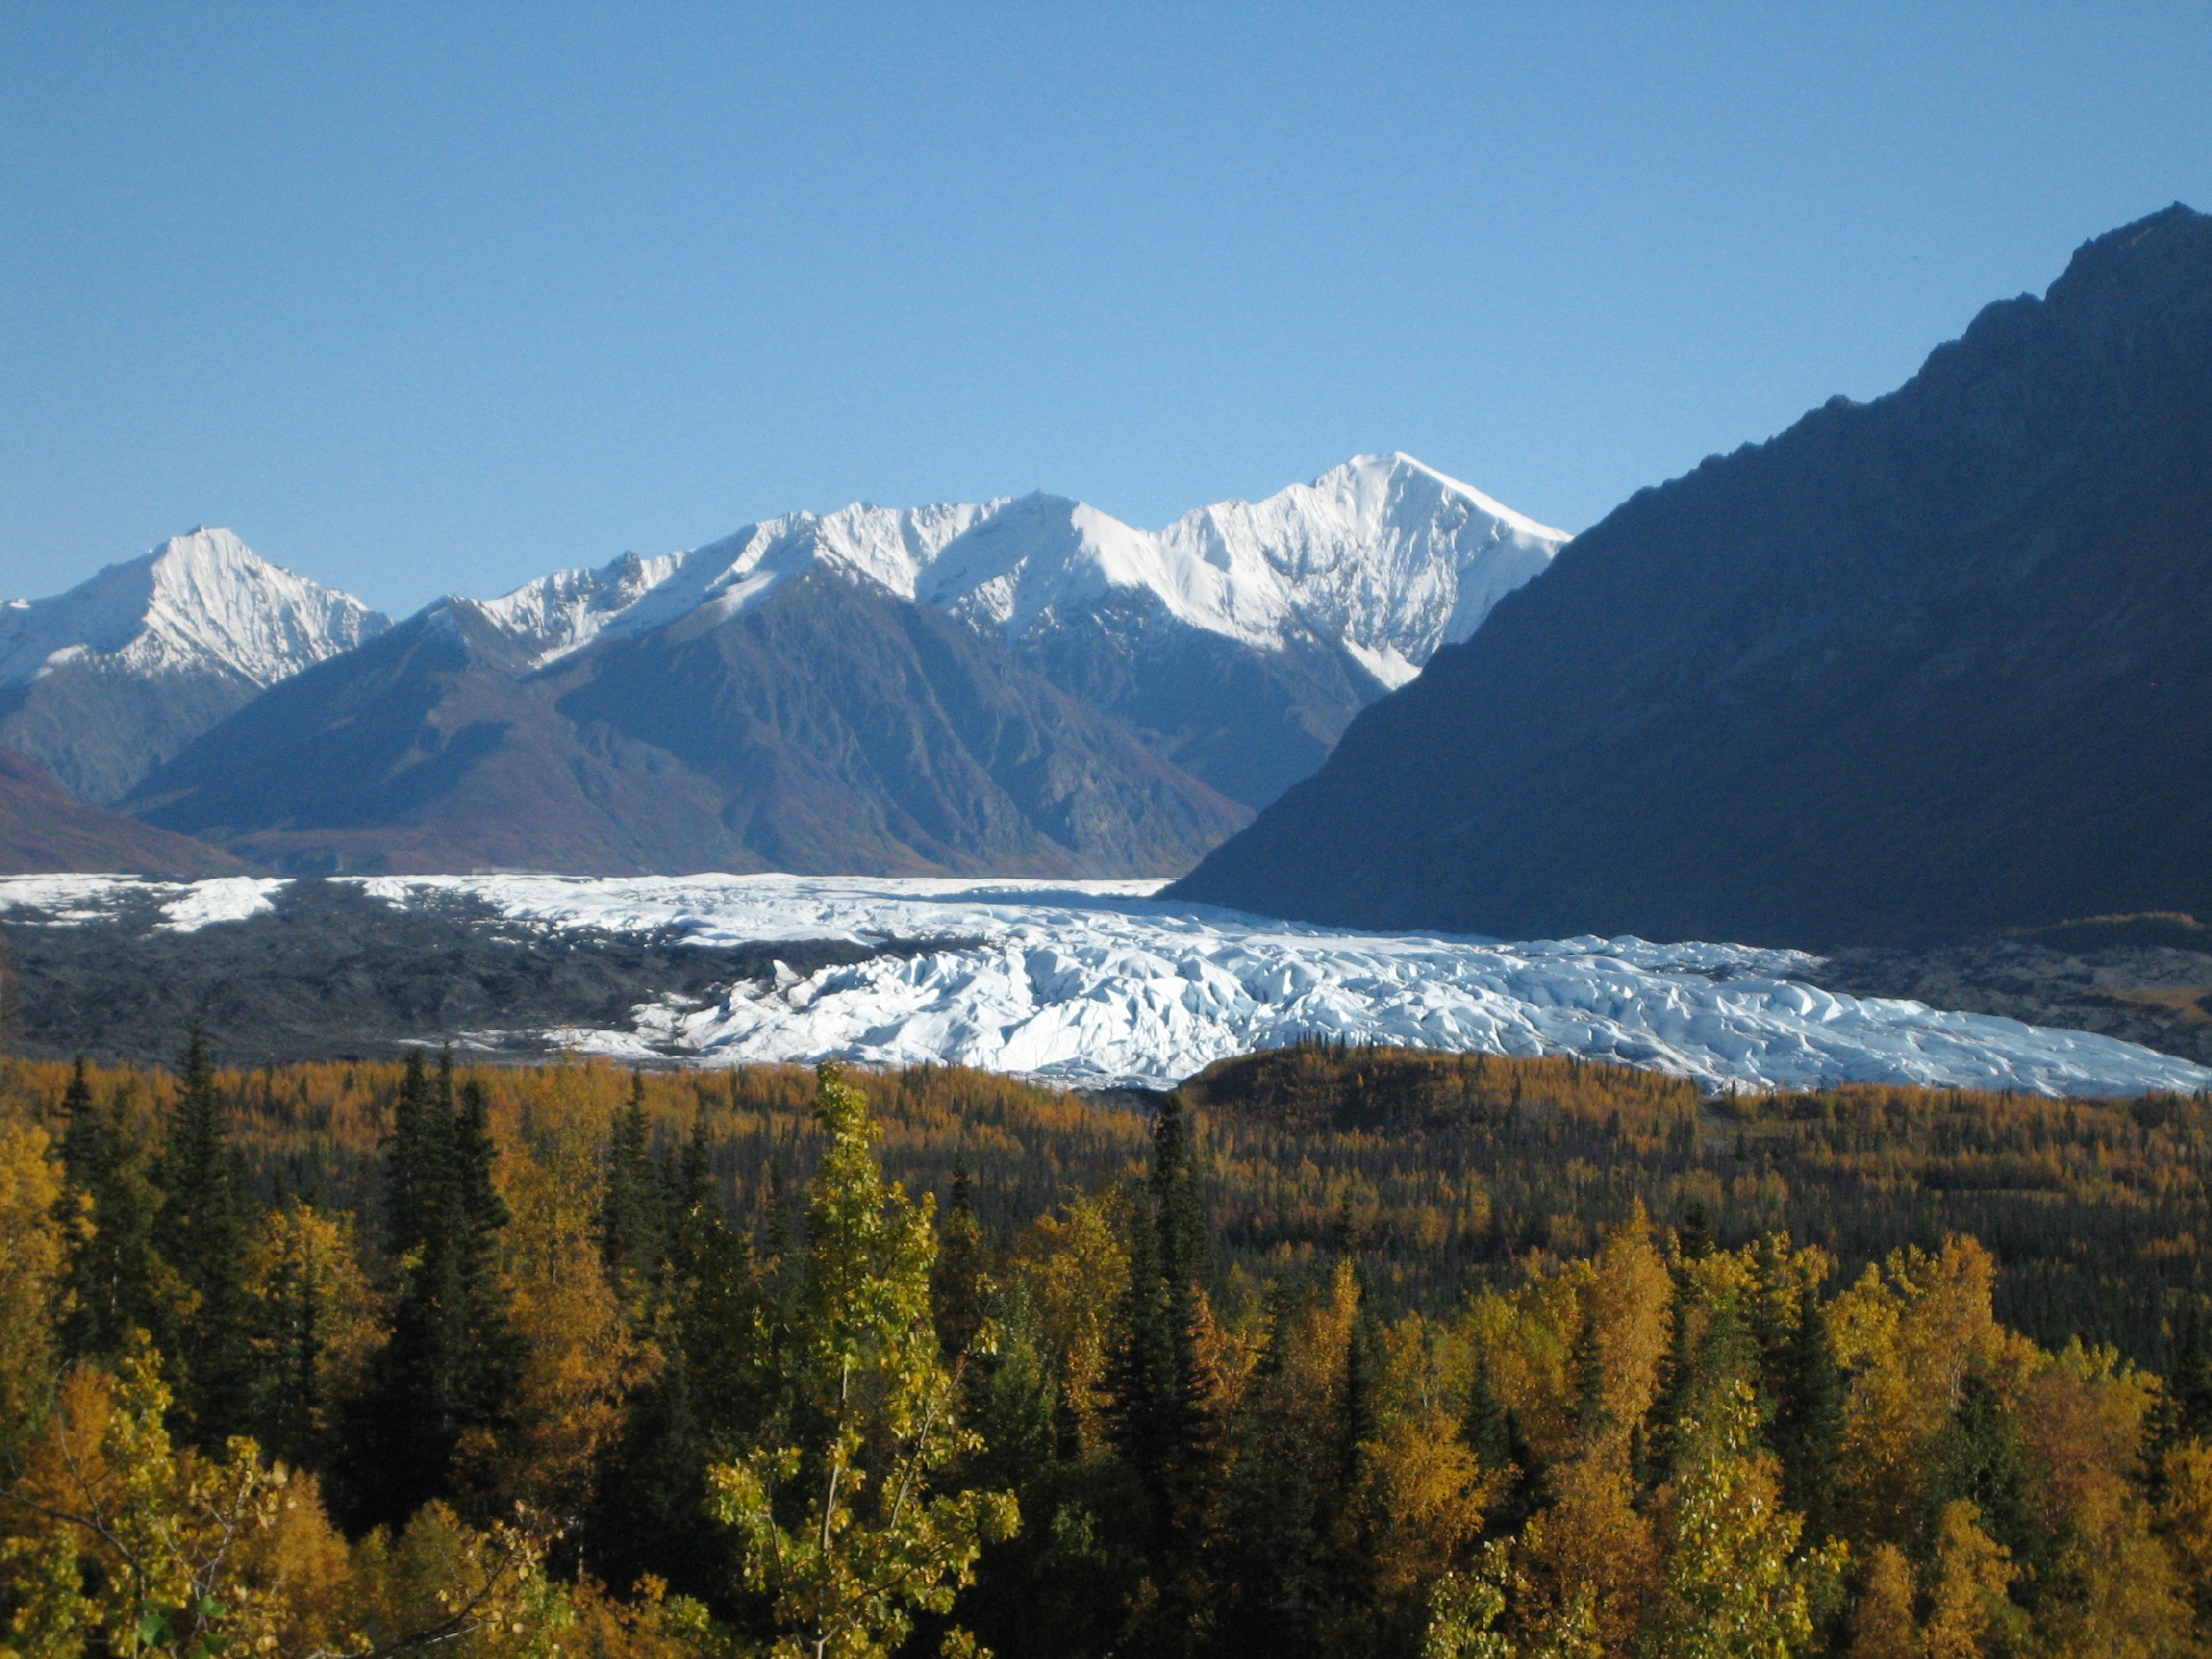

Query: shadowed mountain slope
(126, 570), (1247, 876)
(1176, 205), (2212, 946)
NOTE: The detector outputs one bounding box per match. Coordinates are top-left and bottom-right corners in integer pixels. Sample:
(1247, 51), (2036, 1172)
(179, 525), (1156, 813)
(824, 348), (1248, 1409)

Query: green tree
(55, 1064), (178, 1369)
(1217, 1281), (1325, 1659)
(1106, 1093), (1218, 1549)
(931, 1163), (990, 1363)
(354, 1051), (521, 1529)
(1770, 1292), (1843, 1546)
(151, 1026), (253, 1447)
(1640, 1381), (1843, 1659)
(600, 1072), (667, 1305)
(587, 1108), (774, 1608)
(706, 1061), (1018, 1659)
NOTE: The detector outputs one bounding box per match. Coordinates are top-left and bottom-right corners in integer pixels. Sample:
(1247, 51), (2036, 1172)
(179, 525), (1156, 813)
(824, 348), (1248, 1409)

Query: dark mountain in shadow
(0, 746), (254, 876)
(1176, 204), (2212, 947)
(125, 569), (1248, 876)
(1007, 586), (1388, 810)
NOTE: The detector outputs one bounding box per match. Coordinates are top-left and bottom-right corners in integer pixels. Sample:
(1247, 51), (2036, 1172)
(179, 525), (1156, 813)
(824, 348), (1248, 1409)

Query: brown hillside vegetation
(3, 1045), (2207, 1356)
(0, 745), (253, 875)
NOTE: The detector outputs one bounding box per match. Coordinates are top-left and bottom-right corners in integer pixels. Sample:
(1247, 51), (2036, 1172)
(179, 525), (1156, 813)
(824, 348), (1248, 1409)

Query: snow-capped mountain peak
(445, 453), (1566, 688)
(0, 528), (390, 688)
(1155, 453), (1569, 687)
(453, 499), (1009, 669)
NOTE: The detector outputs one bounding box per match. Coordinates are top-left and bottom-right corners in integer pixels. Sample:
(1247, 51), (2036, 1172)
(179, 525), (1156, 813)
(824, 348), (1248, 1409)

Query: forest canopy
(1, 1043), (2208, 1657)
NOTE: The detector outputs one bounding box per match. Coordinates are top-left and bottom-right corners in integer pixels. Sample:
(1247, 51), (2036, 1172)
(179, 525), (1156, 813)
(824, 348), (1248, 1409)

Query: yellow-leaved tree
(0, 1125), (64, 1460)
(708, 1063), (1019, 1659)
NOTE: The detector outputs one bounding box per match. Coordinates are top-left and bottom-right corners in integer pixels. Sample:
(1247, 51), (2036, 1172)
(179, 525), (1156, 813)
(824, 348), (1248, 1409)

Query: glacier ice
(10, 872), (2204, 1098)
(346, 874), (2212, 1098)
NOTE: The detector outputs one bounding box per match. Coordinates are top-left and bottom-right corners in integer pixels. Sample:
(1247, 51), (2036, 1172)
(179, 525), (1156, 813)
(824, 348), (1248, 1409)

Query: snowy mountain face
(0, 529), (390, 805)
(442, 454), (1565, 807)
(0, 527), (388, 689)
(456, 454), (1563, 683)
(1154, 455), (1566, 688)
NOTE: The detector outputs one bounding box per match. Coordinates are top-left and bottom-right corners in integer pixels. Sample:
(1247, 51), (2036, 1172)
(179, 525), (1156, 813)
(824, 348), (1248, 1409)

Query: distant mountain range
(0, 528), (390, 805)
(372, 451), (1562, 812)
(1177, 204), (2212, 945)
(7, 455), (1561, 877)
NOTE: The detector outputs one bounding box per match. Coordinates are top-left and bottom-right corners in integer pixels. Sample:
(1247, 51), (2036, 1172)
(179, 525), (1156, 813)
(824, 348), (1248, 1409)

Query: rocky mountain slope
(1176, 204), (2212, 946)
(0, 528), (388, 803)
(0, 746), (252, 876)
(438, 452), (1565, 809)
(125, 569), (1249, 876)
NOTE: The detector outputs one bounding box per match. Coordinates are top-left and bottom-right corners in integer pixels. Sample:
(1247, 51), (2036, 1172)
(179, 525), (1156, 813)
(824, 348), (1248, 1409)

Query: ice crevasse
(361, 875), (2212, 1097)
(6, 871), (2208, 1098)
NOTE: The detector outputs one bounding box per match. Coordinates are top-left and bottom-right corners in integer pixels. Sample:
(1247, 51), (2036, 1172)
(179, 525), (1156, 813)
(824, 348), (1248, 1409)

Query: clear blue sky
(4, 4), (2209, 616)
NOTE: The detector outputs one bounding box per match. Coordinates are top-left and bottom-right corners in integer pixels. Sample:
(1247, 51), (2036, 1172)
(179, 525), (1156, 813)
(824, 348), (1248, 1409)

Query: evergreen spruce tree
(56, 1062), (178, 1367)
(1677, 1200), (1716, 1261)
(352, 1050), (519, 1529)
(2170, 1298), (2212, 1443)
(153, 1026), (254, 1447)
(1104, 1091), (1220, 1651)
(1216, 1282), (1322, 1659)
(932, 1162), (990, 1360)
(56, 1057), (95, 1194)
(599, 1072), (664, 1301)
(449, 1073), (521, 1395)
(1572, 1299), (1610, 1445)
(1927, 1371), (2049, 1602)
(1772, 1290), (1844, 1542)
(1465, 1356), (1511, 1485)
(587, 1110), (769, 1606)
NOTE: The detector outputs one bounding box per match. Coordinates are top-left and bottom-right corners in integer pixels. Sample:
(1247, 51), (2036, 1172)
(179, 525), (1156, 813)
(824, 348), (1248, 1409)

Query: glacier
(6, 872), (2197, 1098)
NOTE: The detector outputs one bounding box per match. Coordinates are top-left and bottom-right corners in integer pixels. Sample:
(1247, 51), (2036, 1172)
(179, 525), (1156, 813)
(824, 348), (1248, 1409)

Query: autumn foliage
(0, 1043), (2208, 1657)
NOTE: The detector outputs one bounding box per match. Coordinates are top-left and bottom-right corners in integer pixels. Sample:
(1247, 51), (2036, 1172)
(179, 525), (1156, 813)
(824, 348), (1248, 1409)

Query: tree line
(0, 1040), (2208, 1655)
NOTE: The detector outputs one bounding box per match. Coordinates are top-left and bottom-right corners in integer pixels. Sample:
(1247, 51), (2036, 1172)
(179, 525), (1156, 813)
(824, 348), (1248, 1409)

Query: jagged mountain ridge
(0, 529), (389, 803)
(451, 453), (1565, 807)
(27, 456), (1556, 877)
(1175, 204), (2212, 946)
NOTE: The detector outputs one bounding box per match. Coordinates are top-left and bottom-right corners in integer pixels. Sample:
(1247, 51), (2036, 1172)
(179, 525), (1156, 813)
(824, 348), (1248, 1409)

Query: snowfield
(7, 873), (2208, 1097)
